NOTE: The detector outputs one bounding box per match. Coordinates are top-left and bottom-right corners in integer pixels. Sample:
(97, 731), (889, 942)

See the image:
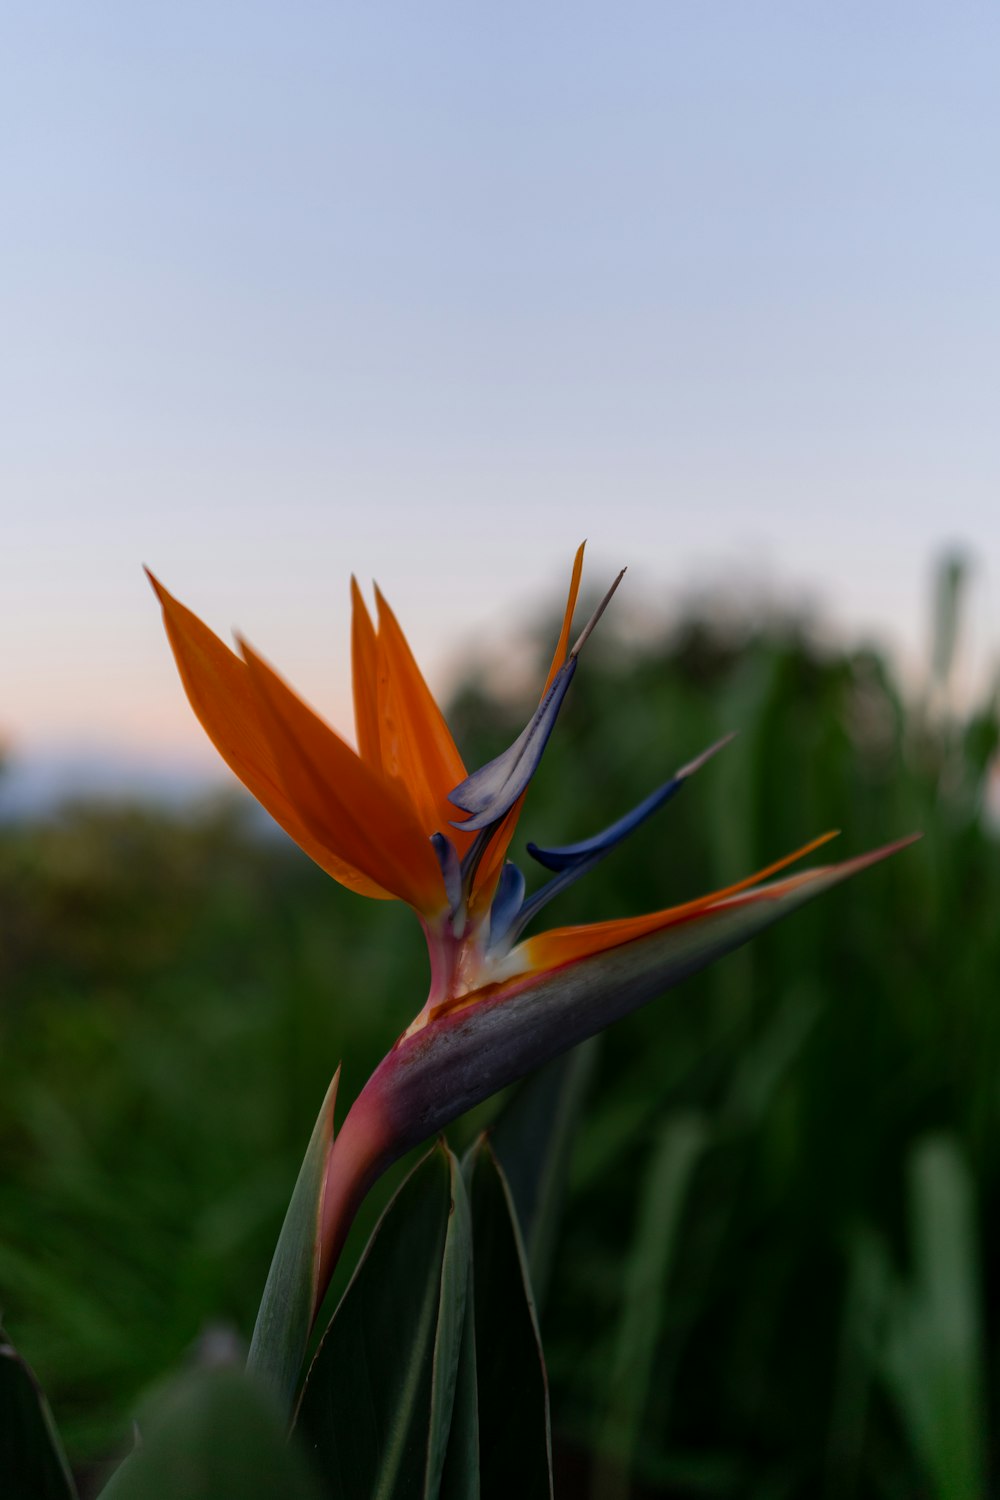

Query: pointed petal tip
(144, 565), (168, 603)
(234, 632), (278, 672)
(328, 1062), (342, 1122)
(841, 830), (922, 869)
(350, 575), (378, 618)
(802, 830), (920, 875)
(717, 829), (921, 910)
(569, 567), (627, 658)
(675, 730), (738, 780)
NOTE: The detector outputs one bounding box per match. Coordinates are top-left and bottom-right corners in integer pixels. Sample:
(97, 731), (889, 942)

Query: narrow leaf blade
(880, 1136), (986, 1500)
(246, 1069), (339, 1414)
(437, 1263), (480, 1500)
(465, 1138), (553, 1500)
(295, 1143), (471, 1500)
(426, 1158), (475, 1500)
(593, 1114), (707, 1498)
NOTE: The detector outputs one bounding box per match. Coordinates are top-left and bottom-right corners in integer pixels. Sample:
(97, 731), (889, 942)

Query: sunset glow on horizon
(3, 3), (998, 783)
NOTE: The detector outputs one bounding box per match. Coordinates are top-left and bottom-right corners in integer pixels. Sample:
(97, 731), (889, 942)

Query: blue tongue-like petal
(487, 861), (527, 948)
(528, 776), (683, 871)
(488, 733), (735, 951)
(448, 567), (627, 835)
(430, 832), (463, 915)
(448, 659), (577, 832)
(528, 733), (734, 873)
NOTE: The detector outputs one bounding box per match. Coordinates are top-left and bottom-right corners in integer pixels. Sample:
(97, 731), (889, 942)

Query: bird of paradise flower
(147, 544), (915, 1397)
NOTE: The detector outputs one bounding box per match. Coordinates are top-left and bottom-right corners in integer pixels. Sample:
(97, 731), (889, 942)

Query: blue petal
(528, 733), (734, 873)
(527, 776), (684, 872)
(495, 733), (735, 948)
(448, 658), (578, 831)
(448, 569), (628, 835)
(488, 861), (527, 949)
(431, 832), (463, 914)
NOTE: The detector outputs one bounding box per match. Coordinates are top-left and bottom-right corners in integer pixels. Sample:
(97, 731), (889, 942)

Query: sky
(2, 2), (998, 790)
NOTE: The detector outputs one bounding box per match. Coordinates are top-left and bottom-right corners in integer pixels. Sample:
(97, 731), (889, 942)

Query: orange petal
(374, 586), (470, 846)
(350, 577), (382, 769)
(466, 794), (525, 917)
(542, 540), (585, 694)
(239, 636), (445, 913)
(147, 571), (391, 901)
(521, 831), (843, 971)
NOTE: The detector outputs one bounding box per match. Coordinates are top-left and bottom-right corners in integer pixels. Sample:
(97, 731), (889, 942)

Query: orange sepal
(520, 831), (842, 971)
(238, 636), (445, 914)
(543, 540), (585, 693)
(467, 794), (525, 918)
(374, 586), (471, 849)
(350, 577), (382, 769)
(147, 570), (390, 901)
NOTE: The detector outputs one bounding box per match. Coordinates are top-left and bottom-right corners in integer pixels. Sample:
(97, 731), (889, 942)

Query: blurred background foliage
(1, 558), (998, 1498)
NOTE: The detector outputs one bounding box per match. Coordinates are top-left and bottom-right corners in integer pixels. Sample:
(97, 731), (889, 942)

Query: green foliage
(294, 1144), (473, 1499)
(489, 1040), (600, 1309)
(100, 1365), (323, 1500)
(879, 1138), (986, 1500)
(0, 1326), (77, 1500)
(246, 1070), (339, 1415)
(463, 1138), (553, 1500)
(293, 1139), (552, 1500)
(590, 1114), (707, 1500)
(1, 575), (998, 1495)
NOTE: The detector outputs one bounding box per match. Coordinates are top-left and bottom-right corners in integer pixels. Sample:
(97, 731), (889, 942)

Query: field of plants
(2, 563), (997, 1498)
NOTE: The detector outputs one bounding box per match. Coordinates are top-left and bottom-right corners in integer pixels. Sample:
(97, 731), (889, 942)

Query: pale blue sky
(2, 2), (998, 773)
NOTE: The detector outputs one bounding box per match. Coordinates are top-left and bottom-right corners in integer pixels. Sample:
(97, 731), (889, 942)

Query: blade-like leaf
(489, 1038), (600, 1307)
(295, 1143), (471, 1500)
(99, 1366), (322, 1500)
(880, 1136), (985, 1500)
(465, 1138), (553, 1500)
(248, 1074), (341, 1410)
(437, 1260), (480, 1500)
(591, 1114), (707, 1500)
(247, 1070), (339, 1414)
(0, 1328), (77, 1500)
(824, 1229), (892, 1498)
(425, 1151), (473, 1499)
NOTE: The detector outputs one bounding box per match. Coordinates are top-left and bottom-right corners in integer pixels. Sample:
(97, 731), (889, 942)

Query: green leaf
(0, 1327), (77, 1500)
(437, 1260), (480, 1500)
(425, 1149), (474, 1499)
(880, 1136), (985, 1500)
(465, 1138), (553, 1500)
(825, 1229), (892, 1496)
(489, 1038), (599, 1308)
(719, 982), (823, 1133)
(99, 1366), (322, 1500)
(246, 1069), (339, 1415)
(591, 1114), (707, 1500)
(294, 1142), (472, 1500)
